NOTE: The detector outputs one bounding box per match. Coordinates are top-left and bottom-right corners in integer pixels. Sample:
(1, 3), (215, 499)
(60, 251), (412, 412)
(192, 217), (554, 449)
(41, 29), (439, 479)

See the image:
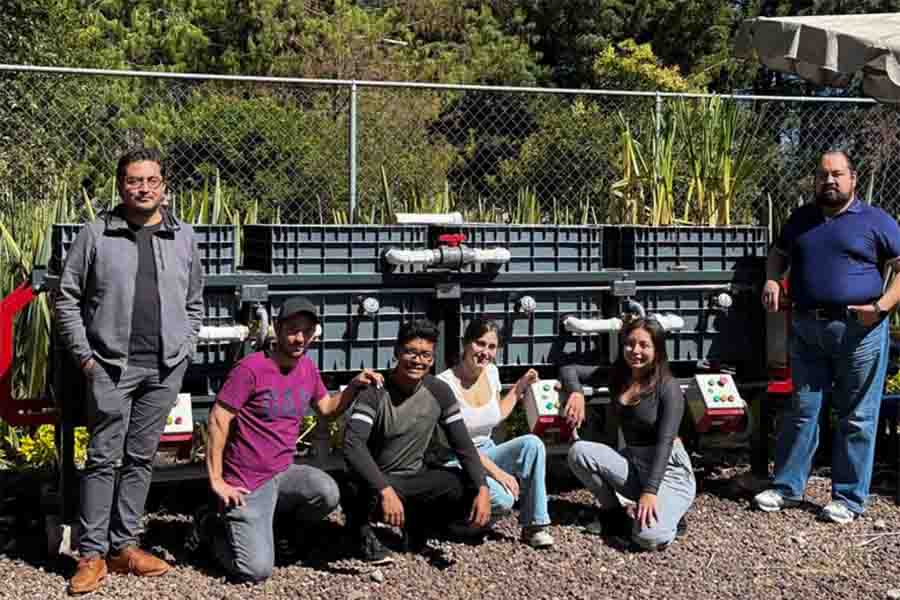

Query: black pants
(340, 468), (475, 536)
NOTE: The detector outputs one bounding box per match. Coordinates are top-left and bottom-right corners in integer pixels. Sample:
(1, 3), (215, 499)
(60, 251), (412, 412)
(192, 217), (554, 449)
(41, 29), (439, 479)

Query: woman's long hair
(453, 318), (502, 366)
(608, 317), (673, 401)
(462, 318), (502, 347)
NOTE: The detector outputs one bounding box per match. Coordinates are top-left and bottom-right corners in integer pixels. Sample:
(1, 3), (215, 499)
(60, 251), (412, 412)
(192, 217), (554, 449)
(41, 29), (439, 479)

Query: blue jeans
(568, 440), (695, 550)
(477, 435), (551, 527)
(211, 465), (340, 582)
(773, 314), (888, 514)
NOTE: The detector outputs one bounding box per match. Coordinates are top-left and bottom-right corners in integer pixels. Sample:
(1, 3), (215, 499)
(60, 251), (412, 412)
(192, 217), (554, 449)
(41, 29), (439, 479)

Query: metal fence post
(655, 91), (662, 140)
(349, 81), (358, 224)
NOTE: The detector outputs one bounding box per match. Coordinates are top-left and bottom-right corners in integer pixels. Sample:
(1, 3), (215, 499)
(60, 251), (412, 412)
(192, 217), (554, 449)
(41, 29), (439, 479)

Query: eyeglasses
(399, 348), (434, 361)
(123, 176), (164, 190)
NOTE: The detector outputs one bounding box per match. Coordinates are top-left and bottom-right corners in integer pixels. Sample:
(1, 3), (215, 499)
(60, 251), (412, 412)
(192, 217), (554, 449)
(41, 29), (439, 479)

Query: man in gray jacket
(56, 147), (204, 594)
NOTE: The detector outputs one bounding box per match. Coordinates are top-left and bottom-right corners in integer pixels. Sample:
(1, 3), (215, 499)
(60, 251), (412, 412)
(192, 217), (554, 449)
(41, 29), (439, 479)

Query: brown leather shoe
(68, 556), (107, 595)
(106, 545), (171, 577)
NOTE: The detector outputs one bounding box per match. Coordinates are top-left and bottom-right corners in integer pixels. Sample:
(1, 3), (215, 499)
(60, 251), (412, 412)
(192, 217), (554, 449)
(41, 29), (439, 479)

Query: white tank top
(437, 364), (503, 446)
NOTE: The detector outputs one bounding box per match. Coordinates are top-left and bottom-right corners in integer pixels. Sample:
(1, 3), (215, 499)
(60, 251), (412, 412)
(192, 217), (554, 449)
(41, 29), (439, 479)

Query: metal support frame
(348, 81), (358, 222)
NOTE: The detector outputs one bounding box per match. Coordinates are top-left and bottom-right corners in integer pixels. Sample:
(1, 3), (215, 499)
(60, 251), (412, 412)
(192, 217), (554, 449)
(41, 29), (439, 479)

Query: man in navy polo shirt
(754, 150), (900, 524)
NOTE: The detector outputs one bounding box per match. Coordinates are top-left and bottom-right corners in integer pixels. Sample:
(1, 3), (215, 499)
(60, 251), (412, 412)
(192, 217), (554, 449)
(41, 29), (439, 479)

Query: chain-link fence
(1, 64), (899, 229)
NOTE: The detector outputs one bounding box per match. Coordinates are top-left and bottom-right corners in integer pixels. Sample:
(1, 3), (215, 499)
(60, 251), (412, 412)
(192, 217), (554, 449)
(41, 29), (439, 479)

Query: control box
(524, 379), (573, 442)
(685, 374), (746, 433)
(163, 393), (193, 435)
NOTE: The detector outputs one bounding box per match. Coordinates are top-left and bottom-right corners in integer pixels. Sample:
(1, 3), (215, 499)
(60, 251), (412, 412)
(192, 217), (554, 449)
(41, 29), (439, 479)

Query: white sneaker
(521, 526), (554, 548)
(818, 500), (857, 524)
(753, 489), (802, 512)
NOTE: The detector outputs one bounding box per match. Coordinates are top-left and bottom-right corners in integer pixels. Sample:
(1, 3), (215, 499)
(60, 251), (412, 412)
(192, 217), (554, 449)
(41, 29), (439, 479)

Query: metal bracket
(611, 278), (636, 297)
(435, 282), (461, 299)
(31, 268), (58, 293)
(240, 284), (269, 303)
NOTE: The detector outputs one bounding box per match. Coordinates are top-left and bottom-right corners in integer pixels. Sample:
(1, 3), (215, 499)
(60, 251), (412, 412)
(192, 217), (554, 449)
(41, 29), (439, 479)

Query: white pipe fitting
(649, 313), (685, 331)
(715, 292), (734, 309)
(624, 299), (647, 318)
(518, 295), (537, 314)
(361, 296), (381, 316)
(198, 325), (250, 343)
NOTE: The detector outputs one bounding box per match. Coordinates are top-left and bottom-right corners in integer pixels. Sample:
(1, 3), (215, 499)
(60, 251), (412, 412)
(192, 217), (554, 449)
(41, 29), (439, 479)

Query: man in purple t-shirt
(189, 296), (382, 582)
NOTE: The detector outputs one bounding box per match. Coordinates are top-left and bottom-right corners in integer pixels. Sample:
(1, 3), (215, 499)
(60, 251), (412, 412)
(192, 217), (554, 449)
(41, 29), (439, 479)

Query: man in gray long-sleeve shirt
(56, 147), (204, 595)
(341, 319), (490, 563)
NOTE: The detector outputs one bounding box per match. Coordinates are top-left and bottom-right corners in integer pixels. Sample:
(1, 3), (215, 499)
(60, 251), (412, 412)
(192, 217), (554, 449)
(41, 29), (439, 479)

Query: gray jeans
(212, 465), (340, 582)
(568, 439), (695, 550)
(79, 359), (188, 556)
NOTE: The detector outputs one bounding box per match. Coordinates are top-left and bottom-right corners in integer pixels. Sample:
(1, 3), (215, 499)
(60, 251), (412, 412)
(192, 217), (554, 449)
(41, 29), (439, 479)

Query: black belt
(795, 306), (852, 321)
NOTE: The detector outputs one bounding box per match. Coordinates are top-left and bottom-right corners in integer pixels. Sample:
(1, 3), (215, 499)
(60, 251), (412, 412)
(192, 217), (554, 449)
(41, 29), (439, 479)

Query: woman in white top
(437, 319), (554, 548)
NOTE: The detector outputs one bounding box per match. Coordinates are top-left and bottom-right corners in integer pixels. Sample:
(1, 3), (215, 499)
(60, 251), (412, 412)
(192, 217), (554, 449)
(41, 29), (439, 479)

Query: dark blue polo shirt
(776, 199), (900, 310)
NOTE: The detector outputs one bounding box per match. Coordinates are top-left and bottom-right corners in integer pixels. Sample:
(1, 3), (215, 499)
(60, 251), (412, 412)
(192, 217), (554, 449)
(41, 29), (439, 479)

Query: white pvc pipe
(563, 316), (623, 334)
(394, 212), (464, 224)
(198, 325), (250, 343)
(563, 313), (686, 335)
(383, 247), (512, 266)
(384, 248), (439, 265)
(471, 248), (512, 264)
(255, 305), (270, 350)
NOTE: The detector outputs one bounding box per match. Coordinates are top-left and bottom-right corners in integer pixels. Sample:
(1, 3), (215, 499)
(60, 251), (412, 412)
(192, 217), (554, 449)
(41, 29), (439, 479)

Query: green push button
(545, 402), (554, 410)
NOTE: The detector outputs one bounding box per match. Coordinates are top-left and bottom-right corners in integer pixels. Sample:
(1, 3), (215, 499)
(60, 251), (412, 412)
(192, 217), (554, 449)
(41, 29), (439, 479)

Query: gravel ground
(2, 458), (900, 600)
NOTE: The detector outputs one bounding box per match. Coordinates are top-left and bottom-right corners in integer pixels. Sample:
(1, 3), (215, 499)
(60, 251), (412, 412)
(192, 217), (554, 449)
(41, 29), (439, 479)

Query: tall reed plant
(0, 182), (96, 402)
(674, 97), (762, 226)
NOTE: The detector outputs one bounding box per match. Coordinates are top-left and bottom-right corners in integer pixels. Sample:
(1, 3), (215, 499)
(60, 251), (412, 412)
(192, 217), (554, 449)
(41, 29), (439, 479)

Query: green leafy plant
(511, 187), (541, 224)
(674, 97), (764, 226)
(0, 424), (89, 470)
(609, 113), (644, 225)
(887, 369), (900, 394)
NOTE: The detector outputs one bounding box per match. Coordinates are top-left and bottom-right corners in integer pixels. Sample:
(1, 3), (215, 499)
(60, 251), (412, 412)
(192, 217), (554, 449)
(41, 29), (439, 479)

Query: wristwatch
(872, 301), (884, 318)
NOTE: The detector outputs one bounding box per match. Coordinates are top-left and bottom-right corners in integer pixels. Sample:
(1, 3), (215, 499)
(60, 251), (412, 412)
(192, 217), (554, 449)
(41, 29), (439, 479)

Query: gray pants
(80, 360), (189, 556)
(212, 465), (340, 582)
(568, 439), (695, 550)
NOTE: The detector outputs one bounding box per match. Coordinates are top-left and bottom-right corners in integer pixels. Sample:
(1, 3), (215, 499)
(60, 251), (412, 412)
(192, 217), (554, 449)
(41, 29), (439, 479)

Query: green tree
(592, 39), (701, 92)
(486, 0), (738, 90)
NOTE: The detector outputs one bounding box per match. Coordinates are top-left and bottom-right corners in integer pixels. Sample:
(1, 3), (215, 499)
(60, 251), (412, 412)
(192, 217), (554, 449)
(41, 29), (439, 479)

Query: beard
(815, 187), (853, 208)
(124, 195), (163, 215)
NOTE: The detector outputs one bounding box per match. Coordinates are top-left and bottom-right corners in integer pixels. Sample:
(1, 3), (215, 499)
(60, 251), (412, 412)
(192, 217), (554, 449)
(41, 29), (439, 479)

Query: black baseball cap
(278, 296), (319, 322)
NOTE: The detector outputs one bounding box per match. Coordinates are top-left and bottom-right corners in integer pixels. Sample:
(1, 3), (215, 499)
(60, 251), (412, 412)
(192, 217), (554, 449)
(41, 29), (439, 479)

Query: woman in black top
(562, 317), (695, 550)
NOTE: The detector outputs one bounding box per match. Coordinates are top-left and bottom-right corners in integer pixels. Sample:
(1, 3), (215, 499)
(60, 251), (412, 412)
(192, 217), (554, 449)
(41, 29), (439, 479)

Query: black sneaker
(402, 524), (429, 553)
(584, 507), (631, 538)
(185, 504), (215, 554)
(676, 516), (688, 537)
(356, 527), (395, 565)
(276, 536), (299, 562)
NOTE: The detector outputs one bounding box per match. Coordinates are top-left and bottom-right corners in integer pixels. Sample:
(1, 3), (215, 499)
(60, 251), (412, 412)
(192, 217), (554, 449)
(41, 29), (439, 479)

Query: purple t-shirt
(216, 351), (328, 492)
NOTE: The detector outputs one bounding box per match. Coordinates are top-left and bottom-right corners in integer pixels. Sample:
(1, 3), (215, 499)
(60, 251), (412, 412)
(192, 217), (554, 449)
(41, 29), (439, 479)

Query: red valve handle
(437, 233), (467, 247)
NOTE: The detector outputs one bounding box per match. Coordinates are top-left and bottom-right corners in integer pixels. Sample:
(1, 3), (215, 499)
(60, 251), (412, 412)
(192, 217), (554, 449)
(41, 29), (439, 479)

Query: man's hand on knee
(380, 487), (405, 528)
(469, 485), (491, 528)
(212, 478), (250, 508)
